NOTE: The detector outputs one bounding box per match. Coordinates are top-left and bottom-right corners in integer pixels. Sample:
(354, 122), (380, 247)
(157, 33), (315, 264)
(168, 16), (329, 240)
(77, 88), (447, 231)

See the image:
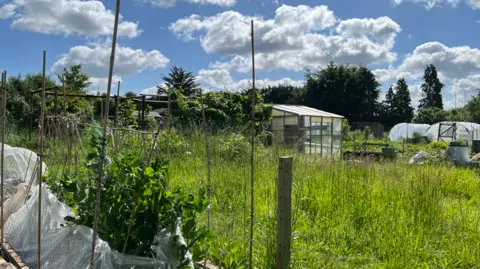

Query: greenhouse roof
(273, 104), (344, 118)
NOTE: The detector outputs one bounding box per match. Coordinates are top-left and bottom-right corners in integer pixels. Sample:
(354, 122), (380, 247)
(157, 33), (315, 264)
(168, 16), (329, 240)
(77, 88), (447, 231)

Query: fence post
(276, 156), (293, 269)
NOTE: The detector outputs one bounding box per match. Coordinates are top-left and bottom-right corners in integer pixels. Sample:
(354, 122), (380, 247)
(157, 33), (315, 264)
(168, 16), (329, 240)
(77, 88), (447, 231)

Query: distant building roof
(272, 104), (344, 118)
(133, 111), (162, 118)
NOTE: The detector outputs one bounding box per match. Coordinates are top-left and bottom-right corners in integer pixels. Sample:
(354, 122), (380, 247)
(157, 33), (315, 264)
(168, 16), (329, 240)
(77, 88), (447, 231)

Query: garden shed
(266, 105), (344, 158)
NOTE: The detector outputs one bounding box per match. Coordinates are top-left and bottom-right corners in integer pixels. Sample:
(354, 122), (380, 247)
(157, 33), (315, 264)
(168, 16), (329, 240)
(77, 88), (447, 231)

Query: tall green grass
(167, 133), (480, 268)
(7, 125), (480, 268)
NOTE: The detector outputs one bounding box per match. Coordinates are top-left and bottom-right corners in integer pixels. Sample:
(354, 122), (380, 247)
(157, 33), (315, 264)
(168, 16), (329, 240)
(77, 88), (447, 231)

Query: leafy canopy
(158, 66), (199, 97)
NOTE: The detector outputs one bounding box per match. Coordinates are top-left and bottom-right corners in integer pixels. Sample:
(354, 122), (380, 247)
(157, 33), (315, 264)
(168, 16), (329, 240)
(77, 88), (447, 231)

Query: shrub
(429, 140), (449, 150)
(407, 132), (427, 144)
(45, 130), (211, 265)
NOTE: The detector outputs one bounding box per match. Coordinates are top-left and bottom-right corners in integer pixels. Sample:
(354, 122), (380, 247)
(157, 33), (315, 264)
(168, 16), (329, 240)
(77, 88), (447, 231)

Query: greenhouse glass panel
(267, 105), (344, 157)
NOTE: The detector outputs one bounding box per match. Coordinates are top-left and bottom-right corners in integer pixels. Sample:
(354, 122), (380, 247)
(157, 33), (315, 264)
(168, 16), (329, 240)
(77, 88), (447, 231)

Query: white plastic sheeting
(0, 144), (193, 269)
(4, 185), (191, 269)
(426, 122), (480, 145)
(388, 123), (430, 141)
(1, 144), (45, 202)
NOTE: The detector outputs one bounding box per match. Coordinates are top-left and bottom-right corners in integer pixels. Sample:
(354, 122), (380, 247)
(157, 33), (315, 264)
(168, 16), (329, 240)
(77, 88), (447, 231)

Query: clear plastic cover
(1, 144), (193, 269)
(388, 123), (430, 141)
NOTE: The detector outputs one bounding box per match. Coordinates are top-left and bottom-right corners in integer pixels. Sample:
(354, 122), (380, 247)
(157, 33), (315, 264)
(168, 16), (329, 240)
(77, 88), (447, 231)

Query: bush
(45, 130), (211, 264)
(218, 133), (252, 161)
(413, 107), (448, 125)
(159, 129), (191, 156)
(407, 132), (426, 144)
(429, 140), (449, 150)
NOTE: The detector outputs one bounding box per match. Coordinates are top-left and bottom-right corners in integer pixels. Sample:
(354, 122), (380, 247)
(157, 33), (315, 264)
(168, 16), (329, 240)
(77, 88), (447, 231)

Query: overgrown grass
(167, 134), (480, 268)
(6, 126), (480, 268)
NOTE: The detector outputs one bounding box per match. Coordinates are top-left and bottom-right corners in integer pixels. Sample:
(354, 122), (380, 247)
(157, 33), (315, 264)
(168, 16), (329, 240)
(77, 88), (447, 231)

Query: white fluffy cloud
(373, 42), (480, 86)
(141, 0), (235, 8)
(393, 0), (480, 9)
(0, 0), (141, 37)
(52, 45), (169, 78)
(53, 45), (169, 92)
(87, 76), (122, 94)
(171, 5), (400, 73)
(141, 86), (159, 95)
(197, 68), (303, 91)
(0, 3), (15, 19)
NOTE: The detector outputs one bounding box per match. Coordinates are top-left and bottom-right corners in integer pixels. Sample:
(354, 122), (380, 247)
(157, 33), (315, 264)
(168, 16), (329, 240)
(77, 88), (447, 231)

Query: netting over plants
(388, 123), (430, 141)
(4, 184), (191, 269)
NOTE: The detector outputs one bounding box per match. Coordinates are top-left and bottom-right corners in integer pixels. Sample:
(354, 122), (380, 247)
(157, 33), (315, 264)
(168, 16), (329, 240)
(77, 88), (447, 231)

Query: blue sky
(1, 0), (480, 109)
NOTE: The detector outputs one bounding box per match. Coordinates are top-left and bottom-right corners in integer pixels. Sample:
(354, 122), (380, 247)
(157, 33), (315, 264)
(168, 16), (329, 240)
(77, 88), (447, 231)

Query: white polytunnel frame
(426, 121), (480, 146)
(388, 123), (431, 141)
(265, 104), (344, 158)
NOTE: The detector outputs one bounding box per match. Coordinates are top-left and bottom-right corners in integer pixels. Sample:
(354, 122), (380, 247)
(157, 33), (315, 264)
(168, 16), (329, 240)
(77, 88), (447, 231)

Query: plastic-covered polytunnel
(265, 104), (344, 158)
(388, 123), (431, 141)
(426, 121), (480, 145)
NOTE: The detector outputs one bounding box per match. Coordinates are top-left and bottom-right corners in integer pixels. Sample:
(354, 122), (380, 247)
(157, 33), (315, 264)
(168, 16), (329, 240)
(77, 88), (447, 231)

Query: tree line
(4, 62), (480, 133)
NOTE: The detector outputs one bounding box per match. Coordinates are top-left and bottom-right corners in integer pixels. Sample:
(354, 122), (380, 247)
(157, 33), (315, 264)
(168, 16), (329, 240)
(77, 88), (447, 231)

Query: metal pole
(0, 71), (6, 250)
(37, 50), (47, 269)
(248, 20), (256, 269)
(90, 0), (121, 268)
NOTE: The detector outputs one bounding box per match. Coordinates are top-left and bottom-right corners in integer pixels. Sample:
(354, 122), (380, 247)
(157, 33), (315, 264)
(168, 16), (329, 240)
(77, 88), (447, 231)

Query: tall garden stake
(90, 0), (121, 268)
(0, 71), (6, 252)
(200, 89), (212, 228)
(62, 75), (66, 115)
(37, 51), (47, 269)
(199, 89), (212, 265)
(248, 19), (256, 269)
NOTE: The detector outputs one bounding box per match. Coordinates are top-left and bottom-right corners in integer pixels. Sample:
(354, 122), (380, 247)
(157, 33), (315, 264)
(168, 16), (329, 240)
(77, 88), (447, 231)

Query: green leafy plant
(45, 129), (211, 267)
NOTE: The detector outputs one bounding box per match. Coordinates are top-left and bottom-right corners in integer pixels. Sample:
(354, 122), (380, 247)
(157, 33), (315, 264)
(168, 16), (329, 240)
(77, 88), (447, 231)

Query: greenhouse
(266, 104), (344, 157)
(388, 123), (431, 141)
(426, 121), (480, 145)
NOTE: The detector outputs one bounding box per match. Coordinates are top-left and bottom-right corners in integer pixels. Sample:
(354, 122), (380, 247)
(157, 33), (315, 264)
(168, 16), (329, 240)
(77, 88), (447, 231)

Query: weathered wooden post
(1, 71), (6, 250)
(276, 156), (293, 269)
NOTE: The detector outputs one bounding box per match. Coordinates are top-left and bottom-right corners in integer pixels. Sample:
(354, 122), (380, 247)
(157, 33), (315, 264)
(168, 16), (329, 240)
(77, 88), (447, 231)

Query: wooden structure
(352, 122), (384, 139)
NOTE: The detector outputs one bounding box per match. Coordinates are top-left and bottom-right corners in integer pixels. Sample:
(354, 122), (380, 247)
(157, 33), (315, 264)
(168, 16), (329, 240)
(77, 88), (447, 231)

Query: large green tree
(380, 85), (395, 127)
(418, 64), (444, 109)
(6, 73), (57, 128)
(413, 107), (448, 125)
(158, 66), (199, 97)
(304, 63), (381, 122)
(391, 78), (414, 124)
(466, 96), (480, 123)
(260, 85), (305, 105)
(56, 64), (93, 115)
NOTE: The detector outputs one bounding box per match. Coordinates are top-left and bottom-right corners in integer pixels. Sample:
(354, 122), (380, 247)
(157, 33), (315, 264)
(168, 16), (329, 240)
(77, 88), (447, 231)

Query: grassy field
(5, 127), (480, 268)
(167, 133), (480, 268)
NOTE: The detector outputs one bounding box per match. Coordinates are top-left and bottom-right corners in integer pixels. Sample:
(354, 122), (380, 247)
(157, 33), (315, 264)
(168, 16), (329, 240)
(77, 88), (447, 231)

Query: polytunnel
(388, 123), (431, 141)
(426, 121), (480, 145)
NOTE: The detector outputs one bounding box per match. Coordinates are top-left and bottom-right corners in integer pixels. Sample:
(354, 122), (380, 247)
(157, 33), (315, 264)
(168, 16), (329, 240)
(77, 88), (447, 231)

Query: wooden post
(114, 81), (120, 129)
(0, 71), (6, 250)
(62, 75), (66, 115)
(37, 50), (47, 269)
(248, 19), (256, 269)
(90, 0), (121, 268)
(141, 94), (146, 130)
(276, 156), (293, 269)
